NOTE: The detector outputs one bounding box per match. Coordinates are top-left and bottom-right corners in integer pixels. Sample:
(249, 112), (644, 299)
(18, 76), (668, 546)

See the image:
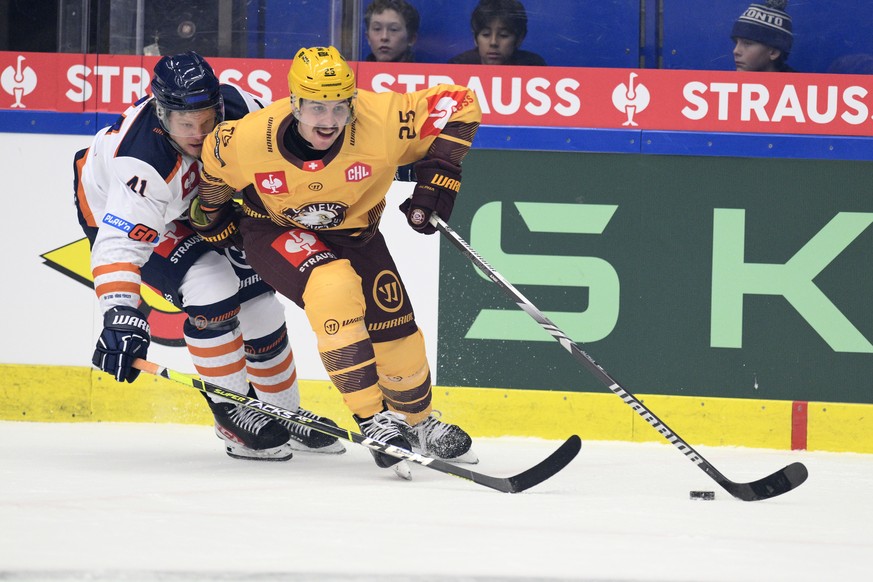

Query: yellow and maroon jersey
(201, 85), (481, 242)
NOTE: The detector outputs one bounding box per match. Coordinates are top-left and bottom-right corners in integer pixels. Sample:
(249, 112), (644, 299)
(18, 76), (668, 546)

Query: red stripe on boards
(791, 401), (808, 450)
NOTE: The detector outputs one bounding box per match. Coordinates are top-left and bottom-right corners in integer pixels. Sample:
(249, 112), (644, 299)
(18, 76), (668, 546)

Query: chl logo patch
(270, 229), (330, 268)
(345, 162), (371, 182)
(255, 171), (289, 194)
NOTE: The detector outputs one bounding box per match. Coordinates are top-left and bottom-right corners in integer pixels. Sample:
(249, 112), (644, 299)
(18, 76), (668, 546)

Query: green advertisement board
(437, 150), (873, 404)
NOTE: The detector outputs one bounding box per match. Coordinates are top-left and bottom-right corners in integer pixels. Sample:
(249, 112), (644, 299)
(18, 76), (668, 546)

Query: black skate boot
(354, 410), (413, 479)
(206, 397), (294, 461)
(279, 408), (346, 454)
(399, 411), (477, 464)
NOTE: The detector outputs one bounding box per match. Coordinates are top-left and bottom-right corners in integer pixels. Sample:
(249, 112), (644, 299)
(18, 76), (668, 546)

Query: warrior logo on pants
(373, 270), (404, 313)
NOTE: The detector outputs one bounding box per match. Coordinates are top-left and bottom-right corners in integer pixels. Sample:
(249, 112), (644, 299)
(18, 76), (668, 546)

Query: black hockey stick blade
(421, 434), (581, 493)
(717, 461), (809, 502)
(432, 214), (809, 501)
(133, 359), (580, 493)
(505, 434), (581, 493)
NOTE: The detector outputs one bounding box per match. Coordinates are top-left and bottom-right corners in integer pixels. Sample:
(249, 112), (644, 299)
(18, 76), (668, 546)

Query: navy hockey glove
(189, 196), (244, 249)
(399, 158), (461, 235)
(92, 306), (151, 383)
(395, 163), (416, 182)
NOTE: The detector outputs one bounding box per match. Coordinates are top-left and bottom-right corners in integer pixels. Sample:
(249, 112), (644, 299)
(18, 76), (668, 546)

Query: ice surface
(1, 421), (871, 582)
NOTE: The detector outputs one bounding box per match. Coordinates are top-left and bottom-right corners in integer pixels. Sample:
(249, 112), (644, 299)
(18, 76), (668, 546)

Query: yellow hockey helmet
(288, 46), (356, 123)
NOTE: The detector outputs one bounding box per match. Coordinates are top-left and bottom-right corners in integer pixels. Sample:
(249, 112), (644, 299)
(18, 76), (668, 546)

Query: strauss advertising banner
(2, 51), (873, 136)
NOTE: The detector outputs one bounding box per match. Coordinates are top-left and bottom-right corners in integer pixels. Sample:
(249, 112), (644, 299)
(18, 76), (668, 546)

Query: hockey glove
(189, 196), (244, 249)
(399, 158), (461, 235)
(395, 162), (416, 182)
(92, 306), (151, 383)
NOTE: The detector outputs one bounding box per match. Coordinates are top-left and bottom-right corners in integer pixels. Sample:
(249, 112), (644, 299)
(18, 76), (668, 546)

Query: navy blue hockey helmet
(150, 51), (224, 132)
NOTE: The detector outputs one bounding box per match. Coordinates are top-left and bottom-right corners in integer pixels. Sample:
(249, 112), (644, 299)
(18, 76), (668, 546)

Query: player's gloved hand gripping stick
(93, 306), (151, 383)
(189, 196), (245, 249)
(400, 158), (461, 235)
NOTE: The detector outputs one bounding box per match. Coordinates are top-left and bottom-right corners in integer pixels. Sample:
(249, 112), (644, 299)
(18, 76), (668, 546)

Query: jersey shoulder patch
(115, 107), (179, 180)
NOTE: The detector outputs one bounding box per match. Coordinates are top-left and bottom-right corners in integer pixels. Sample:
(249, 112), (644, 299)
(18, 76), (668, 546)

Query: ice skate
(279, 408), (346, 454)
(354, 410), (413, 480)
(207, 399), (294, 462)
(400, 411), (478, 464)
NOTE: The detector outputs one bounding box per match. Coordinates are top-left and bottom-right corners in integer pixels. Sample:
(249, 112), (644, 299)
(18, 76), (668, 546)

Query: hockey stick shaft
(132, 358), (580, 493)
(432, 214), (808, 501)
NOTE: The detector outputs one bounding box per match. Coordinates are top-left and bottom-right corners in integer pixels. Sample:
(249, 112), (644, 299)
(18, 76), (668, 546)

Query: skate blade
(286, 440), (347, 455)
(412, 447), (479, 464)
(392, 460), (412, 480)
(445, 449), (479, 464)
(224, 446), (294, 462)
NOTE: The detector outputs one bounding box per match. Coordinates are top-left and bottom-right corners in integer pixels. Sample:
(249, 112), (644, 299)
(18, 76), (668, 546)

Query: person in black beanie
(731, 0), (795, 72)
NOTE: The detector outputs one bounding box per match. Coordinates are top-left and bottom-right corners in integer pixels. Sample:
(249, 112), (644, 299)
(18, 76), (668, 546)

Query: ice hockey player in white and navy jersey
(73, 51), (344, 461)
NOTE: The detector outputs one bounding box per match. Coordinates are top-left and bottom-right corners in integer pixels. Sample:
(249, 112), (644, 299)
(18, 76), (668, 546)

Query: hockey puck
(690, 490), (715, 500)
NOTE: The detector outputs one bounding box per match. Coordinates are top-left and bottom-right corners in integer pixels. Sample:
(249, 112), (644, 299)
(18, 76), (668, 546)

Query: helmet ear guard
(288, 46), (357, 125)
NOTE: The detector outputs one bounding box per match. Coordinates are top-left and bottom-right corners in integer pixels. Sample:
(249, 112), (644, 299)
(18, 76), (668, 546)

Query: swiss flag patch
(255, 172), (289, 195)
(270, 229), (330, 268)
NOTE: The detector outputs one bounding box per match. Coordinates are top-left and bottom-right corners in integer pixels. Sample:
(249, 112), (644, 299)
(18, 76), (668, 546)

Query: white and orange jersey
(201, 85), (481, 242)
(75, 86), (265, 313)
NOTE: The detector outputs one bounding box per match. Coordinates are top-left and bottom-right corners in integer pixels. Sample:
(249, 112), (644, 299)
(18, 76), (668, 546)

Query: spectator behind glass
(364, 0), (420, 62)
(448, 0), (546, 66)
(827, 54), (873, 75)
(731, 0), (795, 72)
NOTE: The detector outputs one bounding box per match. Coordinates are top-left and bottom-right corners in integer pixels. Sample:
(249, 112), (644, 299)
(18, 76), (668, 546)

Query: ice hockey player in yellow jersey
(197, 46), (482, 475)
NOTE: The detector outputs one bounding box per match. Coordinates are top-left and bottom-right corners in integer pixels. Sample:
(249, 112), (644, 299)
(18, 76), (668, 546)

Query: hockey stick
(431, 214), (808, 501)
(133, 358), (580, 493)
